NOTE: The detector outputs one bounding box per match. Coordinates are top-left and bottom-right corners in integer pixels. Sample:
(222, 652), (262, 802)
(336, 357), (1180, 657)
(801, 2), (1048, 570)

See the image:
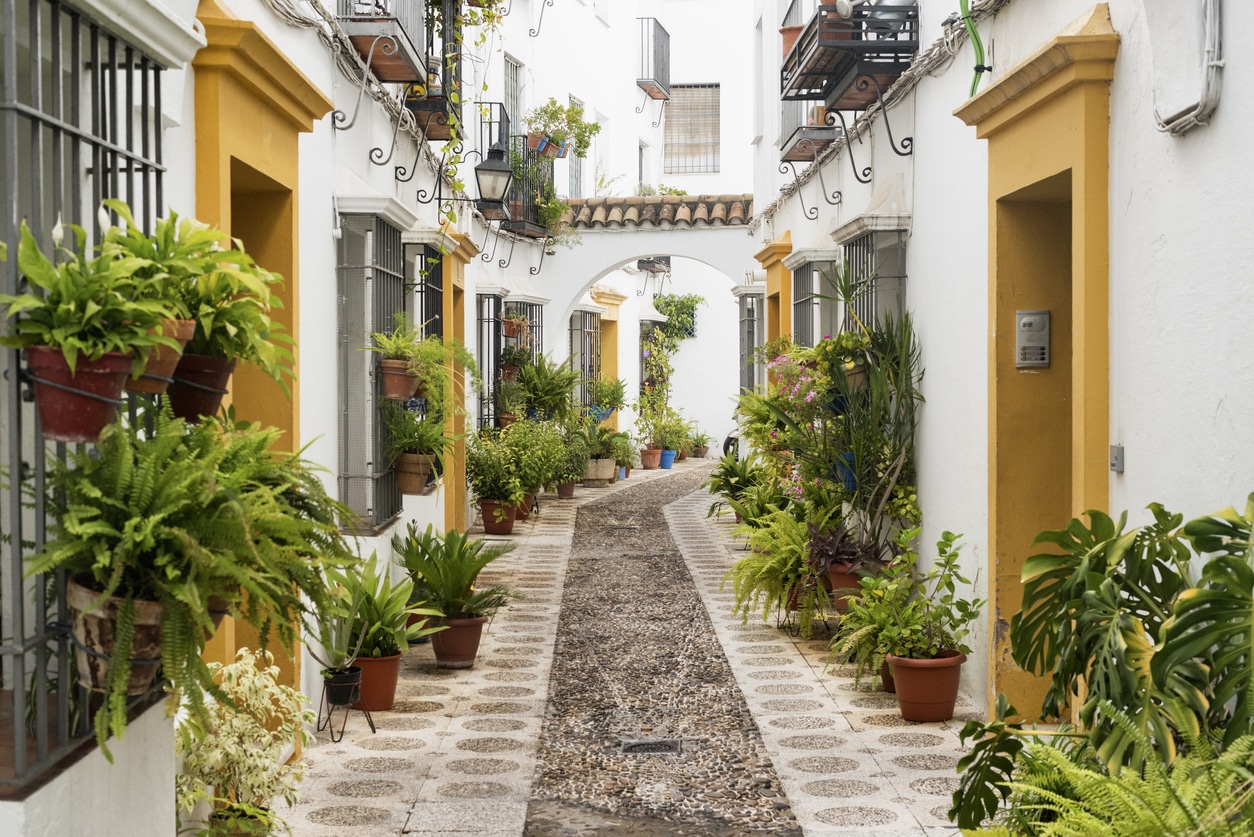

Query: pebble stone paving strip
(286, 461), (973, 836)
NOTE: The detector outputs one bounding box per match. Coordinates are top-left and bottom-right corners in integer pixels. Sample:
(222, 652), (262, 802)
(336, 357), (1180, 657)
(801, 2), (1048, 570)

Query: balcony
(502, 135), (556, 240)
(780, 2), (919, 108)
(336, 0), (427, 83)
(780, 102), (839, 162)
(402, 0), (463, 140)
(637, 17), (671, 101)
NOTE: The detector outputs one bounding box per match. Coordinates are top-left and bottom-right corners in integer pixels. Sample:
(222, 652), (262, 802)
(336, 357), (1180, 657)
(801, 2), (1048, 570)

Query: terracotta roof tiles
(567, 194), (754, 230)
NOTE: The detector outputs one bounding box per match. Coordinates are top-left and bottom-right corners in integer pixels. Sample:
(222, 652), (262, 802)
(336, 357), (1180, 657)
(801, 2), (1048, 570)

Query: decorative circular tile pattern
(495, 635), (545, 644)
(755, 684), (813, 695)
(437, 781), (512, 799)
(800, 779), (880, 797)
(447, 757), (520, 775)
(761, 698), (825, 712)
(860, 713), (922, 727)
(893, 753), (960, 771)
(492, 646), (542, 656)
(826, 664), (860, 678)
(344, 757), (413, 773)
(850, 696), (901, 710)
(388, 699), (444, 714)
(354, 736), (425, 751)
(483, 671), (538, 683)
(929, 805), (955, 822)
(735, 645), (789, 655)
(327, 779), (403, 798)
(455, 737), (523, 753)
(373, 716), (436, 731)
(739, 657), (796, 667)
(790, 756), (861, 774)
(398, 684), (450, 696)
(749, 670), (803, 681)
(805, 641), (833, 653)
(733, 634), (786, 643)
(911, 776), (961, 796)
(879, 732), (947, 748)
(726, 623), (773, 631)
(501, 614), (549, 622)
(501, 624), (543, 633)
(768, 716), (835, 730)
(779, 734), (846, 750)
(479, 686), (536, 698)
(836, 681), (879, 693)
(463, 717), (528, 732)
(306, 806), (391, 826)
(814, 806), (897, 827)
(482, 658), (539, 669)
(469, 701), (530, 714)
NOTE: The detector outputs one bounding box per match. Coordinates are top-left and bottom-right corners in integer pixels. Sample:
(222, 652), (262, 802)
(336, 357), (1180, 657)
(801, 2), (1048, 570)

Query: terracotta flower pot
(67, 576), (165, 695)
(379, 358), (420, 401)
(479, 499), (517, 535)
(515, 493), (535, 521)
(353, 653), (402, 711)
(126, 318), (195, 395)
(556, 481), (576, 499)
(827, 568), (861, 613)
(430, 616), (489, 668)
(887, 651), (966, 721)
(780, 23), (803, 58)
(497, 412), (517, 428)
(880, 659), (896, 694)
(502, 319), (523, 338)
(640, 447), (662, 470)
(396, 452), (435, 495)
(500, 364), (520, 381)
(167, 354), (236, 421)
(27, 346), (131, 443)
(693, 446), (709, 458)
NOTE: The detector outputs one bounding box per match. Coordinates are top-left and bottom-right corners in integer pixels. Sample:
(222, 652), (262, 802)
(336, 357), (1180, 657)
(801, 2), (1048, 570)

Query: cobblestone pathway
(285, 463), (971, 836)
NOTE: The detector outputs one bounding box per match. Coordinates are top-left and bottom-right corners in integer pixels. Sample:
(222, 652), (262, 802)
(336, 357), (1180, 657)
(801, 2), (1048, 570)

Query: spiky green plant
(392, 524), (518, 619)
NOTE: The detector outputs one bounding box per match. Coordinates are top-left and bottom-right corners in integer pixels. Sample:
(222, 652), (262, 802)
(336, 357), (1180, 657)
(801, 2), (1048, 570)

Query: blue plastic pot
(618, 465), (627, 480)
(590, 405), (614, 422)
(834, 452), (856, 491)
(660, 449), (677, 469)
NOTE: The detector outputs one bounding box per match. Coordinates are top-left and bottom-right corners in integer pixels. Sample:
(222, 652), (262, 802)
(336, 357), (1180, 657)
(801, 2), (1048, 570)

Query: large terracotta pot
(353, 653), (402, 711)
(167, 354), (236, 421)
(582, 457), (616, 487)
(67, 576), (165, 695)
(780, 23), (803, 58)
(379, 358), (419, 401)
(880, 660), (896, 694)
(126, 318), (195, 395)
(827, 567), (861, 613)
(479, 499), (517, 535)
(27, 346), (131, 443)
(515, 493), (535, 521)
(640, 447), (662, 470)
(430, 616), (489, 669)
(887, 651), (966, 721)
(396, 452), (435, 495)
(556, 481), (576, 499)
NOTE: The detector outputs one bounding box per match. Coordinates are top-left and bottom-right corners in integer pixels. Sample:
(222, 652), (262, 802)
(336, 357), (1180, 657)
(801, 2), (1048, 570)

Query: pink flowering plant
(765, 351), (830, 426)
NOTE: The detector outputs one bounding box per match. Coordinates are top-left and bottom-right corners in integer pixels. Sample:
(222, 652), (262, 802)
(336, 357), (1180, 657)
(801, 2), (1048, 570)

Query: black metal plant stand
(316, 676), (376, 743)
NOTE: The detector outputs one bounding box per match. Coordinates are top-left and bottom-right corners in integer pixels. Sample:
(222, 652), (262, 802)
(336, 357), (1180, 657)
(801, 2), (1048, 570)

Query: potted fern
(587, 375), (626, 422)
(367, 312), (422, 401)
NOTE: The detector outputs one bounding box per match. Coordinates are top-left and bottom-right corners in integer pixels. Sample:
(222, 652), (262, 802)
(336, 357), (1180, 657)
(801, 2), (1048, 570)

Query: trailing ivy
(653, 293), (705, 346)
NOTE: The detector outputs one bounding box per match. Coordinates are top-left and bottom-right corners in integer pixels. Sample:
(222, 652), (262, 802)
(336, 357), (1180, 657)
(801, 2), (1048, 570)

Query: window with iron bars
(791, 261), (840, 348)
(664, 83), (720, 174)
(840, 230), (907, 333)
(0, 0), (166, 789)
(569, 310), (601, 408)
(479, 299), (543, 429)
(504, 54), (523, 136)
(568, 95), (584, 199)
(337, 215), (408, 530)
(739, 293), (766, 393)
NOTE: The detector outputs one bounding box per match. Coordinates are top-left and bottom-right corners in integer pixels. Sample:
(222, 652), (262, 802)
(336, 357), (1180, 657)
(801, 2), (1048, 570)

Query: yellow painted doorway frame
(956, 6), (1118, 719)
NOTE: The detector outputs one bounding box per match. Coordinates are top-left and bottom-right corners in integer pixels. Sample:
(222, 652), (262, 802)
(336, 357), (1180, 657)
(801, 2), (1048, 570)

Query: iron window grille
(739, 292), (766, 393)
(567, 95), (584, 199)
(337, 214), (406, 530)
(664, 83), (720, 174)
(840, 230), (906, 332)
(568, 310), (601, 408)
(0, 0), (166, 789)
(504, 54), (523, 134)
(408, 243), (443, 340)
(477, 294), (502, 429)
(791, 260), (840, 348)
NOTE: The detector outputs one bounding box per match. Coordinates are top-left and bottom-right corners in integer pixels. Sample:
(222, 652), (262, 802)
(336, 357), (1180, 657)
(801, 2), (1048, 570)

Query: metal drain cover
(621, 739), (682, 755)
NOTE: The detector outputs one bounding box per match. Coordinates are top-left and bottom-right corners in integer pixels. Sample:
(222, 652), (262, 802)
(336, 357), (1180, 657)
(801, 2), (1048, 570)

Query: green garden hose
(959, 0), (990, 98)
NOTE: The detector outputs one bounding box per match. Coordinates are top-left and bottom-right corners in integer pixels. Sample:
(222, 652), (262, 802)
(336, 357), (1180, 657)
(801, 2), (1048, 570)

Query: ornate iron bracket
(826, 109), (872, 184)
(530, 236), (555, 275)
(479, 222), (501, 262)
(635, 88), (649, 114)
(778, 159), (818, 220)
(414, 144), (483, 217)
(369, 107), (417, 167)
(652, 98), (669, 129)
(331, 35), (398, 131)
(498, 235), (516, 269)
(530, 0), (553, 37)
(778, 139), (842, 221)
(854, 75), (913, 156)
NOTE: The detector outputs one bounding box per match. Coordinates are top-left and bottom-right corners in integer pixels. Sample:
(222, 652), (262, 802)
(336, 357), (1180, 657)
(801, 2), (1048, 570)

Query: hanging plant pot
(553, 139), (571, 159)
(501, 364), (521, 381)
(126, 318), (195, 395)
(659, 449), (678, 469)
(540, 138), (562, 158)
(167, 354), (236, 422)
(640, 447), (662, 470)
(887, 651), (966, 721)
(395, 452), (436, 495)
(497, 412), (517, 428)
(556, 481), (576, 499)
(479, 499), (517, 535)
(322, 667), (363, 707)
(66, 576), (165, 695)
(842, 363), (869, 391)
(26, 346), (131, 444)
(430, 616), (489, 669)
(502, 319), (523, 338)
(353, 653), (402, 712)
(379, 358), (420, 401)
(526, 132), (545, 152)
(589, 405), (614, 423)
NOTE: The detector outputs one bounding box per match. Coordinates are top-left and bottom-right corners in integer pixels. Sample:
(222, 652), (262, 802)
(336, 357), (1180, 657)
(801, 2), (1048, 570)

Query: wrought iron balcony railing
(637, 17), (671, 101)
(337, 0), (428, 83)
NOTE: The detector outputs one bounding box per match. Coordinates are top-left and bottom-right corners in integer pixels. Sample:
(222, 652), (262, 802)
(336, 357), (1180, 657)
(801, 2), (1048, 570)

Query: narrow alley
(288, 466), (971, 837)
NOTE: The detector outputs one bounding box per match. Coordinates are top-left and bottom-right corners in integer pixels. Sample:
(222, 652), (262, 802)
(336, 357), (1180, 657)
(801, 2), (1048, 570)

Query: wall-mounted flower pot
(887, 651), (966, 721)
(167, 354), (236, 421)
(27, 346), (131, 443)
(379, 358), (420, 401)
(353, 653), (402, 712)
(479, 499), (517, 535)
(501, 364), (521, 381)
(659, 449), (677, 469)
(497, 412), (517, 428)
(640, 447), (662, 470)
(502, 319), (524, 338)
(126, 318), (195, 395)
(396, 452), (436, 495)
(780, 23), (803, 58)
(430, 615), (489, 669)
(322, 667), (363, 707)
(589, 405), (614, 422)
(843, 363), (868, 391)
(67, 576), (165, 695)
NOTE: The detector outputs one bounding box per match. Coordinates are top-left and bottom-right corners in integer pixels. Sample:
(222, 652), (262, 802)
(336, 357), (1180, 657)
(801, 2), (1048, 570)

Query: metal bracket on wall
(369, 107), (417, 167)
(778, 138), (842, 221)
(331, 35), (398, 131)
(652, 98), (669, 129)
(479, 222), (501, 262)
(498, 235), (516, 269)
(854, 74), (913, 156)
(826, 109), (873, 184)
(530, 0), (553, 37)
(530, 236), (556, 275)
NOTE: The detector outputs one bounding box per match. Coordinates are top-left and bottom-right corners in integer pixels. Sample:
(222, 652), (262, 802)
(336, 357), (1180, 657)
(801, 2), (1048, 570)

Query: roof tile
(568, 193), (753, 230)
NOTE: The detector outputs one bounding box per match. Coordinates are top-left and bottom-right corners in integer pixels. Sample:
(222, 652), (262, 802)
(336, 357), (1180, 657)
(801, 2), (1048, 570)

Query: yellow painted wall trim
(195, 0), (333, 132)
(955, 5), (1119, 137)
(591, 287), (628, 320)
(753, 231), (793, 272)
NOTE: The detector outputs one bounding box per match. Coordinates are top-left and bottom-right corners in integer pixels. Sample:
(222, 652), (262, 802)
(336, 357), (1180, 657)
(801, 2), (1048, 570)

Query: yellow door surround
(754, 231), (793, 377)
(956, 5), (1118, 720)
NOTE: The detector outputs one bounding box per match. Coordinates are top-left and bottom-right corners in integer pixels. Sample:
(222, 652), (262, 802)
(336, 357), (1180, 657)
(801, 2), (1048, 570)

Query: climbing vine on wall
(653, 294), (705, 347)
